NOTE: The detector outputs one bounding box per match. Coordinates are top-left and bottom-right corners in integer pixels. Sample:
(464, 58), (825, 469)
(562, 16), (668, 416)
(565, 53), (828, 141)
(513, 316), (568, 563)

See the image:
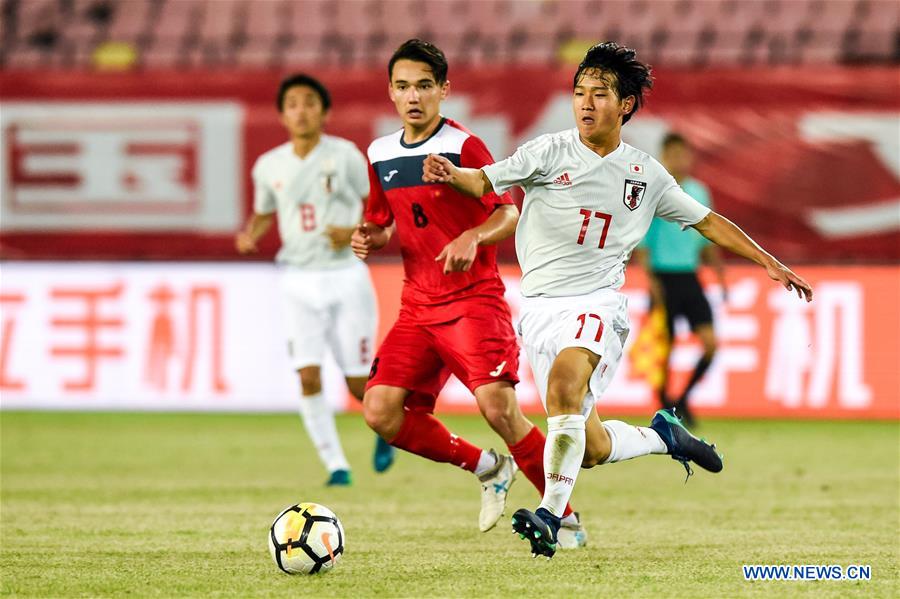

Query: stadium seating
(0, 0), (896, 69)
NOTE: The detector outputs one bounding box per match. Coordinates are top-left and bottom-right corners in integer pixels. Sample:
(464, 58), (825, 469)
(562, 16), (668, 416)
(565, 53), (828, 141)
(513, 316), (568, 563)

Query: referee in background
(635, 133), (727, 426)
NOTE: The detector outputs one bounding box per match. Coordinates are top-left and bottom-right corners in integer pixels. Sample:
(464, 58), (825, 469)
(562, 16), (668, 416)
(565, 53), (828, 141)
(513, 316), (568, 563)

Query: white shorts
(279, 261), (378, 377)
(518, 288), (630, 419)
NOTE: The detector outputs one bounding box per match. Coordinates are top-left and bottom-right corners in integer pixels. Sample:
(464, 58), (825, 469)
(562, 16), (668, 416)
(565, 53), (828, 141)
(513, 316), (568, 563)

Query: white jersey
(253, 135), (369, 269)
(483, 129), (710, 297)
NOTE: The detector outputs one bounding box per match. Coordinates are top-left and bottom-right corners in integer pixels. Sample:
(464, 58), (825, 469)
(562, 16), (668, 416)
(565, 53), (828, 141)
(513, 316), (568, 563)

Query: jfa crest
(623, 179), (647, 211)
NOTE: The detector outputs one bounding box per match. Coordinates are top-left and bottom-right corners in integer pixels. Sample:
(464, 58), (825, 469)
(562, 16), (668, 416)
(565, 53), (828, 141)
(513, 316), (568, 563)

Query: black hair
(276, 73), (331, 112)
(661, 132), (689, 149)
(388, 39), (448, 84)
(573, 42), (653, 124)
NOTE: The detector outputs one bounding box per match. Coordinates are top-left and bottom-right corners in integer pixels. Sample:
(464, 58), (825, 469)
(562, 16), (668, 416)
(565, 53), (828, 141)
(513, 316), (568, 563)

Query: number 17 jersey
(483, 129), (711, 298)
(365, 118), (515, 309)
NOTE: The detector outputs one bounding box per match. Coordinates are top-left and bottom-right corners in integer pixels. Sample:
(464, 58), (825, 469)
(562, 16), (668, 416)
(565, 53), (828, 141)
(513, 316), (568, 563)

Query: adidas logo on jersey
(553, 172), (572, 186)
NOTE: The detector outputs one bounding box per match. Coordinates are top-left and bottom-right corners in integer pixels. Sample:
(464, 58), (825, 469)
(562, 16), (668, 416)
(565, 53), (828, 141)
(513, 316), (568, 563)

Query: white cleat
(477, 450), (518, 532)
(557, 511), (588, 549)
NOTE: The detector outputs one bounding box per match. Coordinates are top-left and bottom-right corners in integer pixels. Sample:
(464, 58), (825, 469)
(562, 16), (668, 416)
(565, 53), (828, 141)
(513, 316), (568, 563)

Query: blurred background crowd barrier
(0, 0), (897, 417)
(2, 0), (896, 68)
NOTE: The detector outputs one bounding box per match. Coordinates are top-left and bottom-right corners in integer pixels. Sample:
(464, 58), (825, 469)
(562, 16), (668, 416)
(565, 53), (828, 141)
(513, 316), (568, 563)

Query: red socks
(389, 411), (483, 472)
(508, 426), (574, 517)
(389, 414), (575, 519)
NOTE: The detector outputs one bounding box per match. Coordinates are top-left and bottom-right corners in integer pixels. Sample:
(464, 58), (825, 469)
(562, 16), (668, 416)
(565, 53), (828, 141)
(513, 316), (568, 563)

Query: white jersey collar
(289, 135), (326, 164)
(572, 130), (625, 165)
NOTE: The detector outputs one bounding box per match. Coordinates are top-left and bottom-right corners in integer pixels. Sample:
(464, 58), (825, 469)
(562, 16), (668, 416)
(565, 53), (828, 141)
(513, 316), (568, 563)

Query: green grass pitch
(2, 411), (897, 598)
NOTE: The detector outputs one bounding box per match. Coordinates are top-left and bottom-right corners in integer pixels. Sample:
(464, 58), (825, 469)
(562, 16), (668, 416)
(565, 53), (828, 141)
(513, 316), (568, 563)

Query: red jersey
(365, 118), (514, 313)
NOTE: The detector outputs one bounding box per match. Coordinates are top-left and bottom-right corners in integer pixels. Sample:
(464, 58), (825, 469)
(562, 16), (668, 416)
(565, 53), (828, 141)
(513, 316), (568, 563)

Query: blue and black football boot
(511, 507), (560, 559)
(650, 407), (723, 481)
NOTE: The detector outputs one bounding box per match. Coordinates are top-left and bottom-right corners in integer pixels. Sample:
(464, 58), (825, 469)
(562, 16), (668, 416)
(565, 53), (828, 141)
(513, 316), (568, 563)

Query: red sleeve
(460, 135), (515, 210)
(363, 160), (394, 227)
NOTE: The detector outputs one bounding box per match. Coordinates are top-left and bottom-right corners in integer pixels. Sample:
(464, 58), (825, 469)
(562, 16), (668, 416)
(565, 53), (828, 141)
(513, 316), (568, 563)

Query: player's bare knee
(362, 390), (400, 438)
(474, 383), (524, 441)
(481, 400), (517, 439)
(361, 391), (386, 431)
(545, 378), (585, 414)
(298, 367), (322, 395)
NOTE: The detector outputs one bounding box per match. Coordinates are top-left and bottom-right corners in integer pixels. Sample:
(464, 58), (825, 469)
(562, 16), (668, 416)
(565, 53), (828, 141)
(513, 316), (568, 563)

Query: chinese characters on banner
(0, 263), (308, 411)
(143, 284), (228, 393)
(49, 283), (125, 391)
(0, 291), (25, 391)
(0, 103), (241, 233)
(0, 263), (897, 418)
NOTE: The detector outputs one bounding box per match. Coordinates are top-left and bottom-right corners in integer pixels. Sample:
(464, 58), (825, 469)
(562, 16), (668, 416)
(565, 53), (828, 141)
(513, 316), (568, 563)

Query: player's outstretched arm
(423, 154), (494, 198)
(350, 222), (392, 260)
(235, 212), (275, 254)
(692, 212), (812, 302)
(434, 205), (519, 274)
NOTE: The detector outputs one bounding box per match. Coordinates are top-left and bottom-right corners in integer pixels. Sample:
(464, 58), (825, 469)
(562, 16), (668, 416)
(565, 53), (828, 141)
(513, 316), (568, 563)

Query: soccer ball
(268, 503), (345, 575)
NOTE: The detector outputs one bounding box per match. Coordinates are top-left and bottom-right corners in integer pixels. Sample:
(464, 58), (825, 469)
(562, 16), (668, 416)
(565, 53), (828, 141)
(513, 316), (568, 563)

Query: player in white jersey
(236, 74), (394, 486)
(424, 42), (813, 557)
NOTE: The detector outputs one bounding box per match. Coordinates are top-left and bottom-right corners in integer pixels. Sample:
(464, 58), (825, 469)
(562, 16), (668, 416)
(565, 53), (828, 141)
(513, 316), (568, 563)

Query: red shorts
(366, 298), (520, 403)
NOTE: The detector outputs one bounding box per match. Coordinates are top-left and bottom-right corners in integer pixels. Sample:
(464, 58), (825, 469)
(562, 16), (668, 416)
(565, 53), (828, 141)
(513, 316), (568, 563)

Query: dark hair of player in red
(573, 42), (653, 124)
(276, 73), (332, 113)
(388, 39), (449, 84)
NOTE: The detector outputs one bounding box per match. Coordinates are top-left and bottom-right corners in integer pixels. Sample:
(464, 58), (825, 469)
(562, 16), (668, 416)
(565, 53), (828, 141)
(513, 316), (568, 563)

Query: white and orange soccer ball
(268, 503), (345, 575)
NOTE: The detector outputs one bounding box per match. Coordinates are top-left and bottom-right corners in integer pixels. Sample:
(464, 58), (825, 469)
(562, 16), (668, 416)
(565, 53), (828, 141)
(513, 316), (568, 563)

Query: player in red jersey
(351, 39), (585, 545)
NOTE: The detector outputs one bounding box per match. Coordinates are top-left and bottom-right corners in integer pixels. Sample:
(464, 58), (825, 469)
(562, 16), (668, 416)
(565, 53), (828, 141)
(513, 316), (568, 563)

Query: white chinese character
(765, 282), (871, 408)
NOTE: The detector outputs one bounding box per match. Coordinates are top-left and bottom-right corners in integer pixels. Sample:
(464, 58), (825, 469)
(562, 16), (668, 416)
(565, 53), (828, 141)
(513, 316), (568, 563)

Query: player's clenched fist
(235, 231), (258, 254)
(423, 153), (456, 184)
(351, 222), (390, 260)
(350, 224), (372, 259)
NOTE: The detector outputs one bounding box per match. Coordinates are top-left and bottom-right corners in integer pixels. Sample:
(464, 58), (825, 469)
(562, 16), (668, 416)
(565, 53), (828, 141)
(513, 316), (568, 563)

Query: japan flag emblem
(629, 163), (644, 174)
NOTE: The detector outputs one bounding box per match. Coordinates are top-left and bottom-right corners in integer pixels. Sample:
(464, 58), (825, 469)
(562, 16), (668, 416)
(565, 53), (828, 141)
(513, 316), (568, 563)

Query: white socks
(601, 420), (667, 464)
(474, 450), (498, 478)
(298, 393), (350, 473)
(532, 416), (668, 517)
(561, 512), (579, 526)
(538, 414), (586, 518)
